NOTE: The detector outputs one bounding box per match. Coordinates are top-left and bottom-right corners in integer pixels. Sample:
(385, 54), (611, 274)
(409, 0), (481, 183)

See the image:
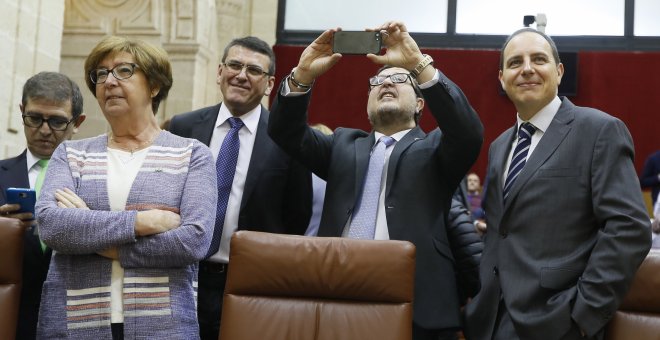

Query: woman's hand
(97, 247), (119, 260)
(55, 188), (90, 209)
(135, 209), (181, 236)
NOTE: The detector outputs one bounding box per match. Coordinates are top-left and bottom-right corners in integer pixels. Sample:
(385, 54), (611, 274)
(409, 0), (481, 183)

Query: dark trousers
(492, 298), (519, 340)
(111, 323), (124, 340)
(412, 322), (459, 340)
(198, 261), (229, 340)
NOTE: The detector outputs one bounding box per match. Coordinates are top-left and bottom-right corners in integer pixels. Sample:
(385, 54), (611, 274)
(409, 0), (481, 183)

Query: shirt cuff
(281, 78), (310, 97)
(417, 69), (440, 89)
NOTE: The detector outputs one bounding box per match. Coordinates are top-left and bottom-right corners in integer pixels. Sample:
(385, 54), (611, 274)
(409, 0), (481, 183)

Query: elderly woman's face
(94, 51), (156, 118)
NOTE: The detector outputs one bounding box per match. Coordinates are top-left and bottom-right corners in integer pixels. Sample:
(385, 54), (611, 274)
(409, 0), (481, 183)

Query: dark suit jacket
(0, 150), (52, 340)
(168, 104), (311, 239)
(464, 98), (652, 340)
(268, 71), (484, 330)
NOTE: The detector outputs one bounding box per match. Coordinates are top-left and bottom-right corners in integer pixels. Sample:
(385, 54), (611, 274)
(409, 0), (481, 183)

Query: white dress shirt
(207, 104), (260, 263)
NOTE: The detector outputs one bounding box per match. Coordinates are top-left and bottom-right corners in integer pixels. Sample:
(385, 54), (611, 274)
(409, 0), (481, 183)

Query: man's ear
(217, 64), (223, 84)
(71, 114), (86, 134)
(264, 76), (275, 96)
(556, 62), (564, 85)
(19, 103), (25, 114)
(151, 86), (161, 98)
(416, 97), (425, 114)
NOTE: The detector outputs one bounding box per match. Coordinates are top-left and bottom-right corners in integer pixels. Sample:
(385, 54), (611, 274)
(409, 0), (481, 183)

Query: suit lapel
(354, 133), (375, 202)
(384, 127), (425, 197)
(490, 127), (516, 212)
(192, 103), (222, 146)
(241, 107), (269, 211)
(503, 99), (575, 210)
(0, 151), (30, 204)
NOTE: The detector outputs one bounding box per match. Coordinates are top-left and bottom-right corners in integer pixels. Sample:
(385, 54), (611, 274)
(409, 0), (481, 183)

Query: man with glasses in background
(268, 22), (483, 340)
(0, 71), (85, 340)
(168, 36), (311, 340)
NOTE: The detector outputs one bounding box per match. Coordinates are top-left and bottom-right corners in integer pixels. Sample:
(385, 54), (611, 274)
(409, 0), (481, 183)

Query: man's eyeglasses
(223, 61), (271, 78)
(22, 115), (75, 131)
(369, 73), (412, 87)
(89, 63), (139, 84)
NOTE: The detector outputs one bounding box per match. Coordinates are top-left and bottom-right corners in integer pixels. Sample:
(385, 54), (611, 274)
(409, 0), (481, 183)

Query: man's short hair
(221, 36), (276, 75)
(22, 72), (83, 119)
(499, 28), (561, 70)
(84, 36), (173, 114)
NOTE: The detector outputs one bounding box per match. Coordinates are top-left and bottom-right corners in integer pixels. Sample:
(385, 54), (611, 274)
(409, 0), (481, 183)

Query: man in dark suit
(268, 22), (484, 340)
(0, 72), (85, 340)
(464, 28), (651, 340)
(640, 150), (660, 206)
(168, 36), (311, 340)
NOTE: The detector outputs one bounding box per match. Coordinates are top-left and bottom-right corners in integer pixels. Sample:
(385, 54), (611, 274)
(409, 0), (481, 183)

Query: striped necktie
(503, 122), (536, 201)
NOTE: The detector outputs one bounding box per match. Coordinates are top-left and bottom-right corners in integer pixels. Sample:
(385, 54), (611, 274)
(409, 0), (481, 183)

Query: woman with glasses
(35, 36), (217, 339)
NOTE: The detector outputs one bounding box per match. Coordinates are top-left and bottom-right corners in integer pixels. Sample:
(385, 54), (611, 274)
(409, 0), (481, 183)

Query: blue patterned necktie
(503, 122), (536, 201)
(205, 117), (244, 258)
(349, 136), (395, 239)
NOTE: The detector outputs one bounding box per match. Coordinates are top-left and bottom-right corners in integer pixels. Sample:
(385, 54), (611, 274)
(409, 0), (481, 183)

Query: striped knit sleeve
(36, 141), (138, 254)
(118, 140), (217, 268)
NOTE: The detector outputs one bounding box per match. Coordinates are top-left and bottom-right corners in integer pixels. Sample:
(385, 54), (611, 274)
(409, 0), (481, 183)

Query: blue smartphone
(5, 187), (37, 215)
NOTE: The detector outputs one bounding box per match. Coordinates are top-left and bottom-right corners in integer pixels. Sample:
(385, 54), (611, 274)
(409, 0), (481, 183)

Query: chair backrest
(0, 217), (25, 340)
(605, 248), (660, 339)
(219, 231), (416, 340)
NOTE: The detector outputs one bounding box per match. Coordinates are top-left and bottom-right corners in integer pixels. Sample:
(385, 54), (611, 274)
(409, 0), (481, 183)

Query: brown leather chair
(605, 248), (660, 340)
(219, 231), (416, 340)
(0, 217), (25, 340)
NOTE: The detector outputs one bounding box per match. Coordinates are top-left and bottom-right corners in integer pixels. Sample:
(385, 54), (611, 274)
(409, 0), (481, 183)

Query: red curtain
(272, 45), (660, 178)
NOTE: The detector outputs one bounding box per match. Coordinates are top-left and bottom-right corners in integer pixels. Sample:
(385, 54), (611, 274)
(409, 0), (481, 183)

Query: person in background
(465, 172), (487, 234)
(652, 192), (660, 248)
(268, 21), (483, 340)
(0, 71), (85, 340)
(464, 28), (651, 340)
(35, 36), (217, 339)
(168, 36), (312, 340)
(466, 173), (484, 219)
(640, 150), (660, 206)
(305, 123), (333, 236)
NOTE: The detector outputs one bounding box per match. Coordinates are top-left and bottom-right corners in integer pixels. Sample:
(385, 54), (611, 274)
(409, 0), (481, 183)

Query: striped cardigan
(35, 131), (217, 339)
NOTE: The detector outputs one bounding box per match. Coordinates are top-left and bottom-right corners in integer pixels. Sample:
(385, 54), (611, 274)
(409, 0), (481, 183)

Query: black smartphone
(332, 31), (382, 55)
(5, 187), (37, 215)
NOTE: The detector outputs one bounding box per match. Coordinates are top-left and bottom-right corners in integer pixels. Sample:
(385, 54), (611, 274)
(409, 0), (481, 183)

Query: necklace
(108, 131), (157, 155)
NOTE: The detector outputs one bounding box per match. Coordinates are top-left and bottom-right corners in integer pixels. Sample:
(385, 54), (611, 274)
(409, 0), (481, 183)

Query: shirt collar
(374, 129), (412, 145)
(216, 103), (261, 134)
(516, 96), (561, 133)
(25, 149), (47, 171)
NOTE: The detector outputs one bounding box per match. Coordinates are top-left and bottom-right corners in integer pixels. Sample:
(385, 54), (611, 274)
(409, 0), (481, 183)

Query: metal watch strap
(410, 54), (434, 78)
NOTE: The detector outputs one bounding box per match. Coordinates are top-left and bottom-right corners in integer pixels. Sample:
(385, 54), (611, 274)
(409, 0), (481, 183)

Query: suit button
(493, 266), (499, 275)
(500, 232), (508, 239)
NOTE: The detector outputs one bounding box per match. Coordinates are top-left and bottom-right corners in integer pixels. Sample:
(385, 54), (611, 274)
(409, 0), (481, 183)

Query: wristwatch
(409, 54), (434, 78)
